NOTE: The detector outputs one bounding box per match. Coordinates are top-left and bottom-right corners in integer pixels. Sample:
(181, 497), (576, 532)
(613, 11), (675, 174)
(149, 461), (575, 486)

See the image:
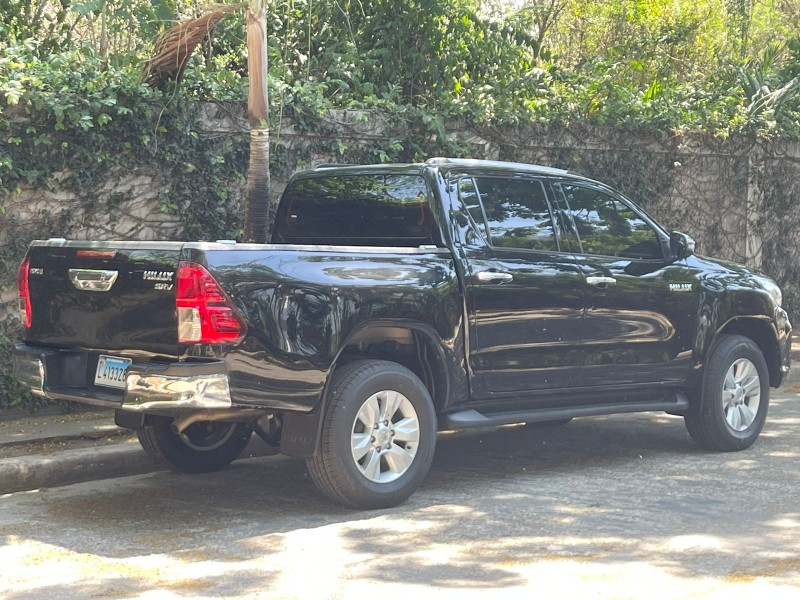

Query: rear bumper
(13, 343), (232, 413)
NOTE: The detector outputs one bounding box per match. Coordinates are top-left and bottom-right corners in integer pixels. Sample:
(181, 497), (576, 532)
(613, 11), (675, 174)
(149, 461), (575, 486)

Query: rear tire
(307, 360), (437, 509)
(138, 415), (253, 473)
(684, 334), (769, 452)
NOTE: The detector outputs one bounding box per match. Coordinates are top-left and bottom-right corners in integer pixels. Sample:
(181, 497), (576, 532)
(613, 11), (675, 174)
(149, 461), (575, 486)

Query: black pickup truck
(13, 158), (792, 508)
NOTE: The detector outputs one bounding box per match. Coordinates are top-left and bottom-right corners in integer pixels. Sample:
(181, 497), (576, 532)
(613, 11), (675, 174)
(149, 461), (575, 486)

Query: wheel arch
(279, 321), (452, 459)
(716, 317), (782, 388)
(331, 321), (451, 415)
(684, 332), (771, 451)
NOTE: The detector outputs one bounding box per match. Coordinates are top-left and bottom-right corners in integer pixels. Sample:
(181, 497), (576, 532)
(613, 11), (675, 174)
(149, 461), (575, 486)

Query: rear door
(553, 182), (695, 386)
(24, 241), (184, 357)
(454, 174), (585, 398)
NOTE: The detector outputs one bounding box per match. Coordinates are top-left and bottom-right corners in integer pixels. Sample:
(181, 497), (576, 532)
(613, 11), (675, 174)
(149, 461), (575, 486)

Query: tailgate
(23, 241), (184, 356)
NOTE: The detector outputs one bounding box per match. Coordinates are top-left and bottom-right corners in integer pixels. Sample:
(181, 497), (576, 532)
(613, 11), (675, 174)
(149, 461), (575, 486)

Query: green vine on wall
(0, 47), (252, 411)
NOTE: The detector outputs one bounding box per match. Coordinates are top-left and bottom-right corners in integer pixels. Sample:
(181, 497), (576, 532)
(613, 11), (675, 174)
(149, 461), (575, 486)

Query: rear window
(273, 174), (438, 246)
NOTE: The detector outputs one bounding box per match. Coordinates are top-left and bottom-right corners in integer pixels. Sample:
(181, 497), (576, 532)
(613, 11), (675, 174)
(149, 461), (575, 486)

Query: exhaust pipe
(253, 414), (282, 448)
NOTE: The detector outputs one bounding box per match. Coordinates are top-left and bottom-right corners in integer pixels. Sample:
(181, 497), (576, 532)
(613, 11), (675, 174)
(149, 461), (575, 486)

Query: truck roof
(306, 157), (570, 178)
(424, 157), (569, 176)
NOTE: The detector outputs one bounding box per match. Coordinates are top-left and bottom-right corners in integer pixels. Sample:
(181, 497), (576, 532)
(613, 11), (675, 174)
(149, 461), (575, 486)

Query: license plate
(94, 355), (132, 389)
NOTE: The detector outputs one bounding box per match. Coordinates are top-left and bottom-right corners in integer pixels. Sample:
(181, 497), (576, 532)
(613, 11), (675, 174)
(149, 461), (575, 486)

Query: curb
(0, 443), (165, 495)
(0, 426), (130, 450)
(0, 437), (276, 495)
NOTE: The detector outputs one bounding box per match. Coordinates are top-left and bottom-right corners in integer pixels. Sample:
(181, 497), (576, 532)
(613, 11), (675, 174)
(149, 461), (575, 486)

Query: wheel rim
(179, 422), (238, 451)
(722, 358), (761, 432)
(350, 390), (420, 483)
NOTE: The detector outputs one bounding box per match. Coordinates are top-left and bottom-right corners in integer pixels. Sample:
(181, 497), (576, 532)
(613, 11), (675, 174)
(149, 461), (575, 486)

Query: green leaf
(70, 1), (103, 15)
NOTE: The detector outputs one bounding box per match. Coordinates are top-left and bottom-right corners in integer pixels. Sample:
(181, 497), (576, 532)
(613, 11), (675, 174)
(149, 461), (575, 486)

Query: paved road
(2, 390), (799, 599)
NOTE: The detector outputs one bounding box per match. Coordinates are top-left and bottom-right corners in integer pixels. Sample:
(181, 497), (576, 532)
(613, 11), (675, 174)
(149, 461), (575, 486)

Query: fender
(280, 319), (467, 458)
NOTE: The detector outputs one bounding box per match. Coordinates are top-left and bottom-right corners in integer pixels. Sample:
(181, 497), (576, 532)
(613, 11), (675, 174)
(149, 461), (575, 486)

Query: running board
(440, 394), (689, 430)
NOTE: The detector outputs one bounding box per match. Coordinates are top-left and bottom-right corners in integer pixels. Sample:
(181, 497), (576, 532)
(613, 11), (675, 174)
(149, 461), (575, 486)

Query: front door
(554, 182), (696, 386)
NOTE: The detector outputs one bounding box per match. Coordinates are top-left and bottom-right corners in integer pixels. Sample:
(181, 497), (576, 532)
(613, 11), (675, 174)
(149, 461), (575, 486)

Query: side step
(440, 394), (689, 430)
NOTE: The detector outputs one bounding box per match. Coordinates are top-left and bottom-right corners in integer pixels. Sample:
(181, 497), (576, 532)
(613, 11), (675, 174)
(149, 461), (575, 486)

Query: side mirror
(670, 231), (695, 260)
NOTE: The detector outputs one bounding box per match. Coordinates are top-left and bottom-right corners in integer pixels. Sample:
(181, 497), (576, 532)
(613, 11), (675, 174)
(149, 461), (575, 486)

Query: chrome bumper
(13, 344), (232, 412)
(124, 372), (232, 411)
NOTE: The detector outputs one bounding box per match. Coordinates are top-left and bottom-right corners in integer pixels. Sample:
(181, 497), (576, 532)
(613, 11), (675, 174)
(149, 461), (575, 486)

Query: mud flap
(115, 409), (146, 430)
(280, 410), (323, 458)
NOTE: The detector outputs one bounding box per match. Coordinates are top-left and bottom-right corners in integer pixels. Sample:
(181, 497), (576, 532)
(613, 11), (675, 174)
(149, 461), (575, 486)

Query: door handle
(586, 276), (616, 286)
(475, 270), (513, 283)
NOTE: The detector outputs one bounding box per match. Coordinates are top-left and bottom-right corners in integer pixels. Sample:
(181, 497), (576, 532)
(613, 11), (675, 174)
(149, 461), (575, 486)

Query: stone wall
(456, 124), (800, 270)
(3, 108), (800, 320)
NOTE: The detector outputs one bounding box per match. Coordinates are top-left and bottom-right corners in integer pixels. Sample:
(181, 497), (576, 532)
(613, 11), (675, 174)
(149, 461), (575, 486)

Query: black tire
(137, 415), (253, 474)
(307, 360), (437, 509)
(525, 417), (573, 429)
(684, 334), (769, 452)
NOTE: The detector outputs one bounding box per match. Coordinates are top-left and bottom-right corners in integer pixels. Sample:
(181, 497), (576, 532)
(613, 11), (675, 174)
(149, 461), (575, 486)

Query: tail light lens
(18, 257), (31, 328)
(176, 261), (247, 344)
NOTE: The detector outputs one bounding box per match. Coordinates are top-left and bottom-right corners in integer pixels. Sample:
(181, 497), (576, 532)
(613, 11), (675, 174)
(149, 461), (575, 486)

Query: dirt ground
(2, 388), (799, 599)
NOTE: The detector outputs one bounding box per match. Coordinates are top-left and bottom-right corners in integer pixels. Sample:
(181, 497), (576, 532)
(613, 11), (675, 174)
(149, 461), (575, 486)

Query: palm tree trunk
(243, 0), (271, 243)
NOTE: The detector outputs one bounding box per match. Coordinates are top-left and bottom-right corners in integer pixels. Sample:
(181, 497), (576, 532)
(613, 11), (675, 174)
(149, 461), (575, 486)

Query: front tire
(684, 334), (769, 452)
(307, 360), (437, 509)
(138, 415), (253, 473)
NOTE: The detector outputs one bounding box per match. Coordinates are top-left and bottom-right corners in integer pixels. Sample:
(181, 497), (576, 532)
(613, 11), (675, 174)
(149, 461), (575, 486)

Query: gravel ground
(1, 388), (798, 599)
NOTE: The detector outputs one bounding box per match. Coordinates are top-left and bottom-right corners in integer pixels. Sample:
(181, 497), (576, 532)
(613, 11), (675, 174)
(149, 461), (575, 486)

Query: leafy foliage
(2, 0), (799, 135)
(736, 45), (800, 132)
(0, 43), (249, 410)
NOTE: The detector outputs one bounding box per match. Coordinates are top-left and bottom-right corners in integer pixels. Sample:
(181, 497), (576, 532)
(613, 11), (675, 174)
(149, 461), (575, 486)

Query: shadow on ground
(2, 393), (799, 598)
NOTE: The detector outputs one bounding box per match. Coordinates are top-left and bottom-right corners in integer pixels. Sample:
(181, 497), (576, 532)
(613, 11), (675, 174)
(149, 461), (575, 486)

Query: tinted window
(457, 177), (488, 244)
(558, 184), (663, 259)
(472, 177), (558, 251)
(274, 175), (436, 246)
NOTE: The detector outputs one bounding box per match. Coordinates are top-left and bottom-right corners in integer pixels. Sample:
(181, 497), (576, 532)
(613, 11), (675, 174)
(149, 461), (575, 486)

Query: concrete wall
(3, 108), (799, 322)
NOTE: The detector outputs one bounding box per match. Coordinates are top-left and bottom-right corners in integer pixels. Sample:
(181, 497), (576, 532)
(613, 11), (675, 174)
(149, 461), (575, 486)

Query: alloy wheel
(721, 358), (761, 432)
(350, 390), (420, 483)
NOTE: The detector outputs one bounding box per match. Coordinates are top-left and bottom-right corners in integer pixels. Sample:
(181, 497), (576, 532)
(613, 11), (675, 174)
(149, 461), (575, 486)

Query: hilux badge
(143, 270), (174, 282)
(669, 283), (692, 292)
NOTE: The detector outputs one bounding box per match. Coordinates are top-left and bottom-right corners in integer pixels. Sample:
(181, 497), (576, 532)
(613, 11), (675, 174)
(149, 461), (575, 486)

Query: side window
(457, 177), (489, 244)
(558, 184), (663, 259)
(472, 177), (559, 251)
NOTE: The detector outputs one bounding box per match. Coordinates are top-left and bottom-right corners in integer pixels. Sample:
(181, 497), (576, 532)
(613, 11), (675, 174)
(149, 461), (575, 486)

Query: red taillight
(18, 257), (31, 328)
(176, 261), (247, 344)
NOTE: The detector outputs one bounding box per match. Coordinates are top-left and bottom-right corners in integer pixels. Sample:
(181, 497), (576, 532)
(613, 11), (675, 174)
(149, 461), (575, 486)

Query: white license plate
(94, 355), (132, 389)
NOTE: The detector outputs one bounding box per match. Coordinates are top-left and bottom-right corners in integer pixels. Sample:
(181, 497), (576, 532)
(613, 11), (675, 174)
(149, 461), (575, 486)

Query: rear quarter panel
(194, 245), (465, 412)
